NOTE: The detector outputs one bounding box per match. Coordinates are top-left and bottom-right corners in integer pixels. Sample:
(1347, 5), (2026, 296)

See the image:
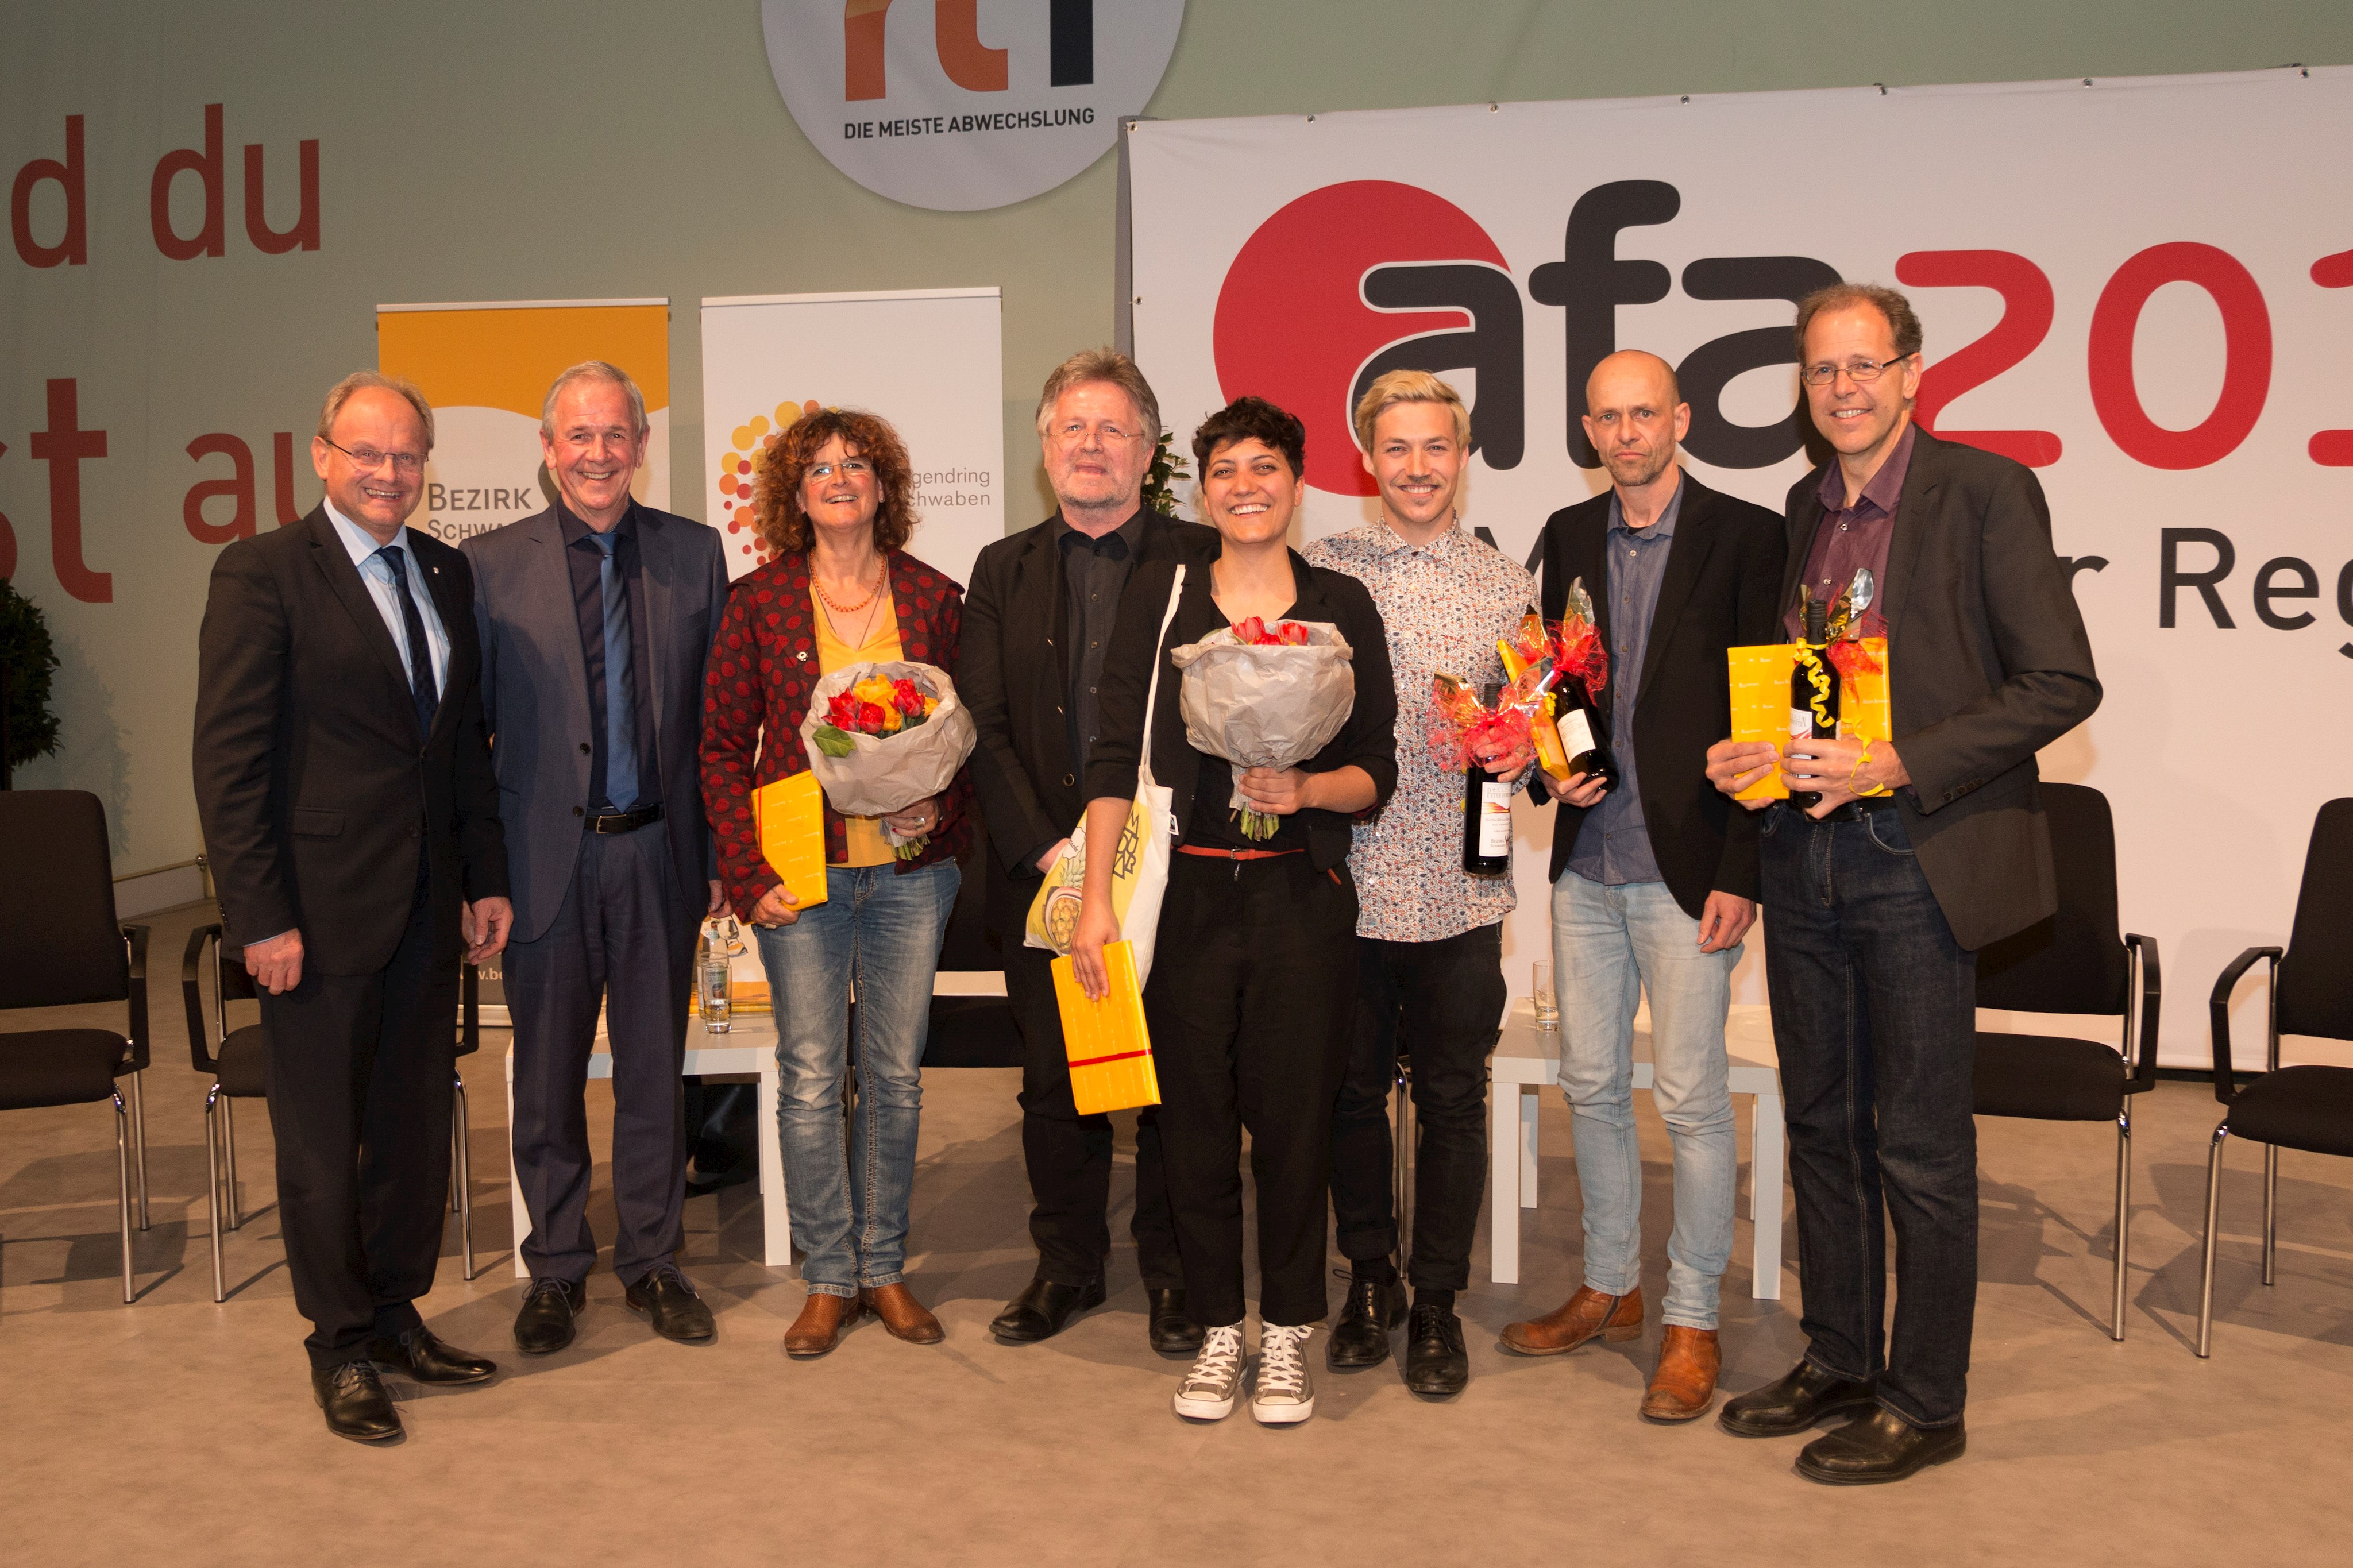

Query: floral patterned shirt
(1304, 519), (1537, 943)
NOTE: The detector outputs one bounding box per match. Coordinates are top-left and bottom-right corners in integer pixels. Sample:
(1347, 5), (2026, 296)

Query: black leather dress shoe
(369, 1325), (497, 1385)
(513, 1277), (587, 1355)
(626, 1264), (717, 1344)
(1796, 1408), (1966, 1484)
(1402, 1302), (1470, 1396)
(1146, 1288), (1205, 1356)
(313, 1361), (402, 1443)
(989, 1276), (1105, 1342)
(1326, 1275), (1407, 1369)
(1718, 1360), (1878, 1438)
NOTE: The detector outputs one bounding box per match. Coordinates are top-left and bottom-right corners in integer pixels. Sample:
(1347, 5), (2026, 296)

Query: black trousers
(1005, 936), (1182, 1289)
(505, 821), (695, 1287)
(259, 872), (458, 1369)
(1147, 852), (1358, 1328)
(1329, 920), (1505, 1291)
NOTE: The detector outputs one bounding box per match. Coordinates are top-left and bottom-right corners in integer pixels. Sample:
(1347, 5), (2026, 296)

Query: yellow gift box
(751, 772), (830, 912)
(1725, 639), (1891, 801)
(1051, 940), (1162, 1116)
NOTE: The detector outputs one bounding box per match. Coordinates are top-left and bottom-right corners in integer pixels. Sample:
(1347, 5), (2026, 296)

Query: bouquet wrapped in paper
(1170, 617), (1356, 839)
(795, 661), (977, 858)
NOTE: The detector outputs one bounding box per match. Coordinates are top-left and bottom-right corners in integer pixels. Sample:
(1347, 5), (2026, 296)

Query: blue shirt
(559, 503), (662, 812)
(1566, 475), (1682, 886)
(325, 500), (450, 694)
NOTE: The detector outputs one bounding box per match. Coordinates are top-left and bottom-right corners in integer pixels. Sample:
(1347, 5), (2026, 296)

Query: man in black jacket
(958, 349), (1210, 1351)
(1707, 284), (2100, 1483)
(1502, 352), (1786, 1424)
(193, 372), (512, 1442)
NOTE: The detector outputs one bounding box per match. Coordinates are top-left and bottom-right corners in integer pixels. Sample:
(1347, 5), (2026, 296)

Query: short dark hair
(1793, 283), (1924, 362)
(1191, 396), (1306, 481)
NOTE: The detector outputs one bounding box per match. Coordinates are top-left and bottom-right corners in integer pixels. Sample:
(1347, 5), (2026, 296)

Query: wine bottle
(1553, 677), (1621, 793)
(1788, 598), (1840, 812)
(1462, 763), (1513, 875)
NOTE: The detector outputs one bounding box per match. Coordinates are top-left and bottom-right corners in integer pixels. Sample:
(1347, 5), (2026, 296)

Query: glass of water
(700, 916), (735, 1034)
(1532, 959), (1559, 1030)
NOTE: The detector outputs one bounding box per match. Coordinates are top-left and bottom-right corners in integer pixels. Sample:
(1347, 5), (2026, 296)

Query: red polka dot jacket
(699, 549), (975, 921)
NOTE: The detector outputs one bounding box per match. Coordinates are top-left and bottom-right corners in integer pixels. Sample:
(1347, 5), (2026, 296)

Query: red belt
(1176, 844), (1302, 861)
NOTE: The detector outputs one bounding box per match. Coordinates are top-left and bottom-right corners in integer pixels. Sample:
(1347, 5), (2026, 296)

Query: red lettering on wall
(2309, 249), (2353, 468)
(935, 0), (1008, 92)
(845, 0), (894, 101)
(1895, 249), (2062, 468)
(151, 103), (226, 261)
(272, 432), (304, 524)
(2088, 242), (2271, 470)
(243, 138), (319, 254)
(28, 379), (110, 603)
(10, 115), (87, 268)
(184, 434), (257, 543)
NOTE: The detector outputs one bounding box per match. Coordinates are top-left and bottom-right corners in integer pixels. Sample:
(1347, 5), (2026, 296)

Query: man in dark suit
(463, 362), (728, 1355)
(1707, 284), (2100, 1483)
(194, 372), (512, 1443)
(1500, 352), (1785, 1424)
(959, 349), (1210, 1351)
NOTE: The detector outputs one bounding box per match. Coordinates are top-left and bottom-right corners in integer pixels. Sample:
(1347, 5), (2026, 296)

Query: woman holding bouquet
(700, 407), (972, 1357)
(1070, 396), (1397, 1425)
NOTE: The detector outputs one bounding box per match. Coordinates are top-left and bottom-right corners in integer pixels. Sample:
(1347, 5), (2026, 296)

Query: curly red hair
(750, 407), (919, 556)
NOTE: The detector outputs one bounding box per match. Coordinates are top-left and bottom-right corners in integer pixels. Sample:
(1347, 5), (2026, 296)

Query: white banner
(1131, 69), (2353, 1067)
(700, 287), (1004, 590)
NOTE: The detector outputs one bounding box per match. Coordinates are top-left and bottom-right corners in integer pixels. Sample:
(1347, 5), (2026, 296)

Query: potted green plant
(0, 577), (63, 787)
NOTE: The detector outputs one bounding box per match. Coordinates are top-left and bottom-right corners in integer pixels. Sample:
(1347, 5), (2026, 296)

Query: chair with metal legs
(2197, 798), (2353, 1357)
(1968, 782), (2160, 1339)
(0, 790), (152, 1303)
(181, 924), (481, 1300)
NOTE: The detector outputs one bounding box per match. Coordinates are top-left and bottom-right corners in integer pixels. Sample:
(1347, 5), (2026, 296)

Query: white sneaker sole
(1172, 1388), (1237, 1421)
(1251, 1395), (1316, 1425)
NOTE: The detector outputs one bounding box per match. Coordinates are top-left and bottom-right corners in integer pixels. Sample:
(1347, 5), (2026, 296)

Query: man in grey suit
(1707, 284), (2099, 1484)
(463, 361), (729, 1353)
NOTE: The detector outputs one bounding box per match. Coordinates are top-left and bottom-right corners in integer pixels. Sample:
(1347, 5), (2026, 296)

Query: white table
(1488, 999), (1787, 1300)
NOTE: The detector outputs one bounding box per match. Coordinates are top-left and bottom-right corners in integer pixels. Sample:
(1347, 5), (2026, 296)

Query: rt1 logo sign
(763, 1), (1183, 211)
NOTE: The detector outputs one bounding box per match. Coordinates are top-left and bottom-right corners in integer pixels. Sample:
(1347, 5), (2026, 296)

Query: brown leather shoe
(860, 1283), (943, 1345)
(1640, 1325), (1722, 1422)
(784, 1292), (865, 1358)
(1499, 1285), (1645, 1356)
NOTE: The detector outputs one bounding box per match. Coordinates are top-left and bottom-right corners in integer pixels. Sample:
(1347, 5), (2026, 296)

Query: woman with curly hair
(700, 407), (974, 1357)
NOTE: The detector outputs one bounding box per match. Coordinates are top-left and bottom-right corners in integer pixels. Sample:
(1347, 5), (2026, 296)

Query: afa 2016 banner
(1130, 68), (2353, 1067)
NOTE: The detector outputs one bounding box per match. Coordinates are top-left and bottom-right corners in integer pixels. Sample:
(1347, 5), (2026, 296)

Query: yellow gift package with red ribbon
(1725, 639), (1891, 801)
(1051, 940), (1162, 1116)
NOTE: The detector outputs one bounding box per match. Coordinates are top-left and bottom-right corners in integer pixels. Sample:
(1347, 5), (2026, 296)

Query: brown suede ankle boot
(1640, 1325), (1722, 1422)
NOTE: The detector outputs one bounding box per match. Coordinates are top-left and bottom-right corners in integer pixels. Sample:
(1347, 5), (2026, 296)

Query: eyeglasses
(806, 459), (872, 481)
(323, 438), (425, 476)
(1800, 354), (1914, 388)
(1051, 422), (1143, 447)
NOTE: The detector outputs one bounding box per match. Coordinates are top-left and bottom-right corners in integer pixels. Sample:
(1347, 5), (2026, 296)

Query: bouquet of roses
(1170, 618), (1357, 839)
(796, 661), (977, 858)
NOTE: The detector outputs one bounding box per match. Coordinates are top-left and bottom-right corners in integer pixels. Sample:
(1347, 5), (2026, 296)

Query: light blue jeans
(1550, 871), (1739, 1329)
(753, 861), (958, 1296)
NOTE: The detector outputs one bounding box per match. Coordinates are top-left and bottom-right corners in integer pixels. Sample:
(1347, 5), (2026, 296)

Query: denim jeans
(1760, 803), (1978, 1429)
(1550, 871), (1738, 1330)
(753, 861), (958, 1296)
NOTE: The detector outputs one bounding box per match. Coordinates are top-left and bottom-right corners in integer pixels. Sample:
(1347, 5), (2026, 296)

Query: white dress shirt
(325, 499), (450, 694)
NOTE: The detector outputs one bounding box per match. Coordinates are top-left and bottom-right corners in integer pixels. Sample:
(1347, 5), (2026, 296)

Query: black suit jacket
(1535, 472), (1788, 916)
(958, 510), (1217, 937)
(194, 506), (508, 975)
(1780, 424), (2101, 951)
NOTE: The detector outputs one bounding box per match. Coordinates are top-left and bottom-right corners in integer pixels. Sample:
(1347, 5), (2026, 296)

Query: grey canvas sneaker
(1172, 1322), (1246, 1420)
(1251, 1322), (1317, 1424)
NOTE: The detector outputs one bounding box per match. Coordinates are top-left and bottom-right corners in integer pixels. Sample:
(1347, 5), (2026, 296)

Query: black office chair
(1969, 782), (2160, 1340)
(181, 925), (482, 1300)
(0, 790), (152, 1303)
(2197, 798), (2353, 1358)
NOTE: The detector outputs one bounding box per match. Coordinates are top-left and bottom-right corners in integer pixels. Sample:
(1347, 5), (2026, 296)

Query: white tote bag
(1023, 565), (1185, 985)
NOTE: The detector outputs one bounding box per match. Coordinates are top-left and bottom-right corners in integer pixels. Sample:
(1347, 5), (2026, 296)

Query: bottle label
(1559, 708), (1596, 758)
(1788, 705), (1812, 740)
(1476, 781), (1513, 856)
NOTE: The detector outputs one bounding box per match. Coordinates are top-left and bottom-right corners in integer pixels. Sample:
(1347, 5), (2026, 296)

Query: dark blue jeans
(1760, 803), (1978, 1429)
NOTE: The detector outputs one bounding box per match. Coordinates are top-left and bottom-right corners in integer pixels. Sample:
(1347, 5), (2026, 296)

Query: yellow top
(813, 596), (905, 867)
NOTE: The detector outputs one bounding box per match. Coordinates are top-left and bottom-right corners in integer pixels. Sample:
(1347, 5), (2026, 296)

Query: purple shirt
(1786, 422), (1913, 638)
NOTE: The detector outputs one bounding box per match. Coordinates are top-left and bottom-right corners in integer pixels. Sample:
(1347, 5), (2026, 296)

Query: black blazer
(1779, 424), (2100, 951)
(1085, 549), (1398, 873)
(193, 506), (508, 975)
(1535, 472), (1787, 916)
(958, 511), (1216, 936)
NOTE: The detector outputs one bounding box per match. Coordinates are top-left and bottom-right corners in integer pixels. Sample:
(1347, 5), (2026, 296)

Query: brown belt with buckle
(1176, 844), (1302, 861)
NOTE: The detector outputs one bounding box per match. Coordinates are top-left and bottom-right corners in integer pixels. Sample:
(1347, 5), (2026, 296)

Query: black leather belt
(1811, 795), (1900, 824)
(587, 803), (664, 835)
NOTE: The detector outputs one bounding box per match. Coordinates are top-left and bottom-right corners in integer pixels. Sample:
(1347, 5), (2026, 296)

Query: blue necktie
(589, 531), (640, 811)
(375, 544), (439, 741)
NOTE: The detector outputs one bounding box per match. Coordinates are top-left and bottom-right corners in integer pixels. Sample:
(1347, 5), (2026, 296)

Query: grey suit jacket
(1781, 424), (2101, 951)
(462, 503), (728, 944)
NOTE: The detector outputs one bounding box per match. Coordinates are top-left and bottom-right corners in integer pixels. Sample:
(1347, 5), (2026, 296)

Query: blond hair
(1353, 369), (1470, 453)
(317, 371), (435, 453)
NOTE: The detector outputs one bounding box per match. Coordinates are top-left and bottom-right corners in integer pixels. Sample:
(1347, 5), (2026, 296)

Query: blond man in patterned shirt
(1303, 370), (1535, 1396)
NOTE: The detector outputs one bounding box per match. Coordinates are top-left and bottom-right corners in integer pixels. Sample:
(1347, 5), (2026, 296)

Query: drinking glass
(1532, 959), (1559, 1030)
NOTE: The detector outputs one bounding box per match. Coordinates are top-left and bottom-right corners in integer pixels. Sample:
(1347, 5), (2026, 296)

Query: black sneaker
(1326, 1273), (1406, 1369)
